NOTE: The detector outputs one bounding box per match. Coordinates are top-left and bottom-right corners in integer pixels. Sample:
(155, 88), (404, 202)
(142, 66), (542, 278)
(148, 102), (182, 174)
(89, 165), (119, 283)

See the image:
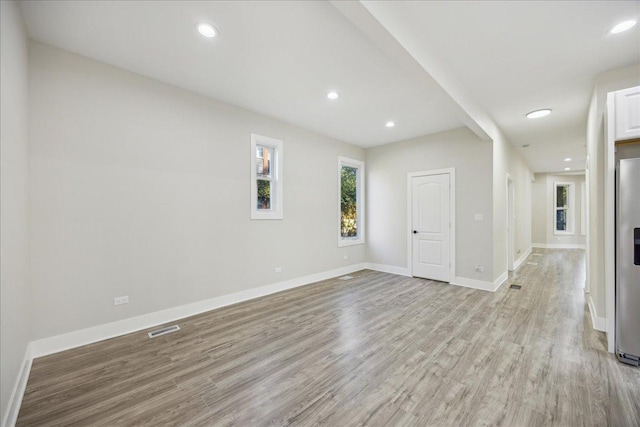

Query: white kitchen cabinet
(614, 86), (640, 141)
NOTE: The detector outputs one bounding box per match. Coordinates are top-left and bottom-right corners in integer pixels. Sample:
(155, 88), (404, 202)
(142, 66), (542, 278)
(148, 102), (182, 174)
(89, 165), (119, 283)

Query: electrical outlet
(113, 296), (129, 306)
(475, 265), (484, 272)
(474, 214), (484, 222)
(343, 254), (349, 260)
(274, 267), (282, 273)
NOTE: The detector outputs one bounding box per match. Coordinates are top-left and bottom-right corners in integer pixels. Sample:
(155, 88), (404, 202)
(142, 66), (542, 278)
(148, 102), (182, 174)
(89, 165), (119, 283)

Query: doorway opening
(507, 174), (515, 271)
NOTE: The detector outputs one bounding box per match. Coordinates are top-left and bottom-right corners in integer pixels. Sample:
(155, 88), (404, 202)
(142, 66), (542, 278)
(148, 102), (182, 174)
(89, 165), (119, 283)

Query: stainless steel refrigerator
(616, 157), (640, 366)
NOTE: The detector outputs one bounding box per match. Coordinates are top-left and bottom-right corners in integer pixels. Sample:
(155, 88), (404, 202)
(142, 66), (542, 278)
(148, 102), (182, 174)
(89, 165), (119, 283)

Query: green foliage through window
(341, 166), (358, 237)
(257, 180), (271, 210)
(555, 184), (570, 231)
(556, 185), (568, 208)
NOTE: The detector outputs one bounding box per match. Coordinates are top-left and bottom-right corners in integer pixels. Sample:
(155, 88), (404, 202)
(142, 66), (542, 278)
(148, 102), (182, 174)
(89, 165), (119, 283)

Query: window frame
(338, 156), (365, 247)
(251, 133), (283, 220)
(553, 181), (575, 235)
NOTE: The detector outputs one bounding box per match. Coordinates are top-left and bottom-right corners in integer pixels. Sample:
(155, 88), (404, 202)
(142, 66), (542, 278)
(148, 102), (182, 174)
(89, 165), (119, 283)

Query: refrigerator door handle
(635, 228), (639, 266)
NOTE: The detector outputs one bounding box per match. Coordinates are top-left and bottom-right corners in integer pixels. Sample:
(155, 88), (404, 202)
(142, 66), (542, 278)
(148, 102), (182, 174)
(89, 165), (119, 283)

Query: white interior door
(411, 174), (450, 282)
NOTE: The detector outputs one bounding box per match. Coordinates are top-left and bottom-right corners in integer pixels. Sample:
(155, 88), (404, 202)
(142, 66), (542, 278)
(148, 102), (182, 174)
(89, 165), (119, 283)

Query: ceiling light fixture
(197, 23), (217, 38)
(386, 121), (395, 128)
(564, 158), (572, 162)
(327, 91), (339, 100)
(564, 167), (571, 171)
(610, 20), (637, 34)
(526, 109), (552, 119)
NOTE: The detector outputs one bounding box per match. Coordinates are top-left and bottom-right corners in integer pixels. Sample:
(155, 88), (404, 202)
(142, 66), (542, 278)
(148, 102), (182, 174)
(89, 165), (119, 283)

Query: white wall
(493, 133), (533, 279)
(586, 64), (640, 322)
(0, 0), (31, 422)
(532, 173), (586, 247)
(365, 127), (494, 282)
(531, 174), (546, 244)
(28, 42), (365, 340)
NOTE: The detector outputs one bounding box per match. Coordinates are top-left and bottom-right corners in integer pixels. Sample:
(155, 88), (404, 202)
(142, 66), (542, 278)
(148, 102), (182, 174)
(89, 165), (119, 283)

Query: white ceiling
(18, 1), (640, 172)
(360, 0), (640, 172)
(18, 0), (464, 148)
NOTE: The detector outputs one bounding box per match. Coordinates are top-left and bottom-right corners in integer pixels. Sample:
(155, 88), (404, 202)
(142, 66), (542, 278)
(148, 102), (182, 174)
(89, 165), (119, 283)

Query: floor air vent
(148, 325), (180, 338)
(510, 284), (522, 290)
(339, 275), (354, 281)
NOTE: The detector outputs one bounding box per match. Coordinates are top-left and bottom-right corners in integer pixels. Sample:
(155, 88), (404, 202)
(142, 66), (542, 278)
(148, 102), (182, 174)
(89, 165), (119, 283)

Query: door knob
(413, 230), (418, 234)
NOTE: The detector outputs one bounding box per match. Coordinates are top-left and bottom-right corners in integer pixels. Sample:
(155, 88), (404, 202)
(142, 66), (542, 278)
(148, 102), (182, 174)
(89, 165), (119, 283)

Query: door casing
(507, 174), (515, 271)
(407, 168), (456, 281)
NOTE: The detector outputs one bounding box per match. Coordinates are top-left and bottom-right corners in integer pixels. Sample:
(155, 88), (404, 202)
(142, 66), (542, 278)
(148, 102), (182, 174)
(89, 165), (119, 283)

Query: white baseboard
(2, 344), (32, 427)
(513, 247), (532, 270)
(30, 263), (367, 359)
(493, 271), (508, 291)
(451, 271), (507, 293)
(532, 243), (586, 249)
(452, 277), (495, 292)
(365, 262), (505, 293)
(587, 294), (606, 332)
(364, 263), (410, 277)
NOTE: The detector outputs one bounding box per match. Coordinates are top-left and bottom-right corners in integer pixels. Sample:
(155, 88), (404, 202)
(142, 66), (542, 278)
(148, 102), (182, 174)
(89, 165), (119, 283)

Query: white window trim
(553, 181), (575, 235)
(338, 157), (365, 247)
(251, 134), (283, 220)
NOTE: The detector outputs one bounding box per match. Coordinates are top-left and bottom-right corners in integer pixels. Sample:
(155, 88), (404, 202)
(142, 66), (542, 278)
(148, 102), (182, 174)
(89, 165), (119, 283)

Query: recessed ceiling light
(197, 23), (217, 38)
(327, 91), (339, 100)
(526, 109), (552, 119)
(564, 167), (571, 171)
(610, 20), (637, 34)
(564, 158), (572, 162)
(385, 121), (395, 128)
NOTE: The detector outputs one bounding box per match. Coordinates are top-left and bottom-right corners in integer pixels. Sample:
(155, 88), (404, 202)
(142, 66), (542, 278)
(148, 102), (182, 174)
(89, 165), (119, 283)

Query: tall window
(554, 182), (574, 234)
(251, 134), (283, 219)
(338, 157), (365, 246)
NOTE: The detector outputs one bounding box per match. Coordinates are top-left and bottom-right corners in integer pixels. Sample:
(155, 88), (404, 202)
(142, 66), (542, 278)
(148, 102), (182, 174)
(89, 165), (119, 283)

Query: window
(338, 157), (365, 246)
(554, 182), (574, 234)
(251, 134), (283, 219)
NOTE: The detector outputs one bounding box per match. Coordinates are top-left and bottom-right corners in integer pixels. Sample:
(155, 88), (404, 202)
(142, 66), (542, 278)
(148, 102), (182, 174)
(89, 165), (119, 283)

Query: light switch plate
(474, 214), (484, 222)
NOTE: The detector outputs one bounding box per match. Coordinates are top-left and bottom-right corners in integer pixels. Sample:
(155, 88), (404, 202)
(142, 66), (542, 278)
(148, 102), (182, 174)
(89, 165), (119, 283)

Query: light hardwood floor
(16, 249), (640, 426)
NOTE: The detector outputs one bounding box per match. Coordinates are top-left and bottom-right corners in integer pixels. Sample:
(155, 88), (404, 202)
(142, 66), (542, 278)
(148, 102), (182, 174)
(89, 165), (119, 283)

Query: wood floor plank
(16, 249), (640, 426)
